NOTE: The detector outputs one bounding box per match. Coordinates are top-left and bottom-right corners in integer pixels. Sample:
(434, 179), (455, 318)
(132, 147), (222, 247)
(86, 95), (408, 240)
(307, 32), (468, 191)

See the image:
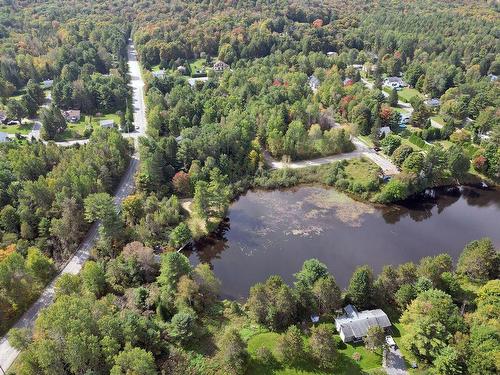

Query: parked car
(385, 335), (397, 348)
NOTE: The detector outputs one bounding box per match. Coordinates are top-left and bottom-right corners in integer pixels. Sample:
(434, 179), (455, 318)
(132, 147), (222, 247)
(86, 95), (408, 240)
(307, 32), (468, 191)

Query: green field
(0, 121), (33, 135)
(344, 158), (381, 184)
(430, 115), (445, 126)
(397, 88), (423, 102)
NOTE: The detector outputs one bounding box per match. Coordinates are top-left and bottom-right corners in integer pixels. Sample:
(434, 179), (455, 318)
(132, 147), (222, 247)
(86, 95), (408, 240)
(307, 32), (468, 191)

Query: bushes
(392, 144), (414, 167)
(409, 134), (426, 149)
(376, 178), (409, 203)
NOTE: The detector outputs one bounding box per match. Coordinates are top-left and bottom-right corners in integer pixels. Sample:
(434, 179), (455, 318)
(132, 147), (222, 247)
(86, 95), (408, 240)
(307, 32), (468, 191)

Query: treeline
(10, 237), (498, 374)
(0, 129), (131, 332)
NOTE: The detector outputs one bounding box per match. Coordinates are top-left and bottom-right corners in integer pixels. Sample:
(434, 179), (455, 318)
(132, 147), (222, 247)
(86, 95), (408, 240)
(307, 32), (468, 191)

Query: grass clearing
(246, 323), (383, 375)
(58, 113), (121, 140)
(398, 88), (423, 102)
(430, 115), (445, 126)
(344, 157), (381, 184)
(0, 122), (32, 135)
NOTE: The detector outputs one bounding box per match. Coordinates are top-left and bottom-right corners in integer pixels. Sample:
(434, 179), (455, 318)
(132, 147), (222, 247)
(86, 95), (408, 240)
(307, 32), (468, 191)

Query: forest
(0, 0), (498, 374)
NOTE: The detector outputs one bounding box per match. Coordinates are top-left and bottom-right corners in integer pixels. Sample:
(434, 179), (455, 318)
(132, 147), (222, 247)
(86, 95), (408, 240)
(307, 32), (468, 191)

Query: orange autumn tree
(0, 244), (15, 263)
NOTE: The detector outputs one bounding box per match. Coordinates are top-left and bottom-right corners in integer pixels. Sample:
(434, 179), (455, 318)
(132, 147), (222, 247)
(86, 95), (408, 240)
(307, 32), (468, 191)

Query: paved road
(384, 346), (408, 375)
(0, 40), (147, 371)
(264, 137), (399, 175)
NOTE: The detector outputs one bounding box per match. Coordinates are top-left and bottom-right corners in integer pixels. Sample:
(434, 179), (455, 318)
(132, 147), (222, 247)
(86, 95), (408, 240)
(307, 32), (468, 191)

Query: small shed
(100, 119), (115, 128)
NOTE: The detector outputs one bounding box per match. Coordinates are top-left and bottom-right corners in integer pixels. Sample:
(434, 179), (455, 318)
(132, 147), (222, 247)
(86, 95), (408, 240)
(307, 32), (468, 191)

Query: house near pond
(335, 305), (392, 343)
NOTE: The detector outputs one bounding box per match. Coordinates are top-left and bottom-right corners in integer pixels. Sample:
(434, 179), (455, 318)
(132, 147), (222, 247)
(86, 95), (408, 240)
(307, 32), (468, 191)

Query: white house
(335, 305), (392, 343)
(100, 119), (115, 128)
(213, 61), (229, 72)
(326, 51), (338, 58)
(177, 66), (187, 75)
(384, 77), (406, 89)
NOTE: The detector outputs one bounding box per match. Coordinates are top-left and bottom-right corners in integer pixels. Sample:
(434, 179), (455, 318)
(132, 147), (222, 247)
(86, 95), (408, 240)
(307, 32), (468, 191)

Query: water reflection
(187, 185), (500, 299)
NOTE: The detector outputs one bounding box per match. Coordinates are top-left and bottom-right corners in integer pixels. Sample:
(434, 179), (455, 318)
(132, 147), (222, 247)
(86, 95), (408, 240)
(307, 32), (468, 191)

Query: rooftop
(335, 305), (391, 339)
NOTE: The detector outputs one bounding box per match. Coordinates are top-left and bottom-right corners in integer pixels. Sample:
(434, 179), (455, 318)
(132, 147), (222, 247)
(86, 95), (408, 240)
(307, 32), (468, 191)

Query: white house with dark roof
(384, 77), (406, 89)
(335, 305), (392, 343)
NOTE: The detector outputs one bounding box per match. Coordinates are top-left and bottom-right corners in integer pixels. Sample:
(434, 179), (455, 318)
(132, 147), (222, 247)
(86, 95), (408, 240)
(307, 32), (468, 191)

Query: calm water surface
(185, 186), (500, 299)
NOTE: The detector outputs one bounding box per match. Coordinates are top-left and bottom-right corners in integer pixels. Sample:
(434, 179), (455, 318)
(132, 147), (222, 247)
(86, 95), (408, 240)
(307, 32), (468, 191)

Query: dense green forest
(0, 0), (498, 374)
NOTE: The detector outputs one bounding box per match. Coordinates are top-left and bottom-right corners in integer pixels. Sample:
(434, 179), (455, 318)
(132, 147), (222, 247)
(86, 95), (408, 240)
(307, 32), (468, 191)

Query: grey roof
(335, 306), (391, 339)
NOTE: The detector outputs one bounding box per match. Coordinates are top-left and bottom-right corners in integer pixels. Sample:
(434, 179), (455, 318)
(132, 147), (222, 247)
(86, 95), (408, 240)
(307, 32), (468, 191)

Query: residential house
(152, 70), (166, 79)
(308, 75), (320, 92)
(326, 51), (338, 58)
(335, 305), (392, 343)
(213, 61), (229, 72)
(350, 64), (363, 70)
(62, 109), (81, 123)
(362, 64), (378, 74)
(177, 66), (187, 75)
(41, 79), (53, 89)
(384, 77), (406, 89)
(100, 119), (115, 128)
(424, 98), (441, 107)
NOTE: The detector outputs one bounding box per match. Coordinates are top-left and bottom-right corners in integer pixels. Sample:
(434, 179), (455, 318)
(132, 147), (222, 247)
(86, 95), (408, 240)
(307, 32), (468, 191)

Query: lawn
(430, 115), (445, 126)
(397, 88), (423, 103)
(189, 58), (207, 73)
(246, 323), (383, 375)
(344, 158), (381, 184)
(0, 121), (33, 135)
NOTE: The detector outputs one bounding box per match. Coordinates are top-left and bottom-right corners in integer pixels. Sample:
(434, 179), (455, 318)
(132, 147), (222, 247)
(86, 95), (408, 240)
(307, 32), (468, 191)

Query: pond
(185, 185), (500, 299)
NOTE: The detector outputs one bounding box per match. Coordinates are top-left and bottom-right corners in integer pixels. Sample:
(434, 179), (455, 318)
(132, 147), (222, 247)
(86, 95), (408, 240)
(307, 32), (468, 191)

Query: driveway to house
(0, 40), (147, 372)
(384, 346), (408, 375)
(264, 136), (399, 175)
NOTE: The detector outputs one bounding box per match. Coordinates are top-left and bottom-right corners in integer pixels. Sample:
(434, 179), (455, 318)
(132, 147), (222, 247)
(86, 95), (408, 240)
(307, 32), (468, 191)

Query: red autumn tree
(312, 19), (324, 28)
(472, 155), (487, 173)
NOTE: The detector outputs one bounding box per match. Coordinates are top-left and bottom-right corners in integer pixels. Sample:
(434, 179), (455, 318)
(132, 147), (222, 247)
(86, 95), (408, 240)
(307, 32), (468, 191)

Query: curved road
(264, 137), (399, 175)
(0, 40), (147, 371)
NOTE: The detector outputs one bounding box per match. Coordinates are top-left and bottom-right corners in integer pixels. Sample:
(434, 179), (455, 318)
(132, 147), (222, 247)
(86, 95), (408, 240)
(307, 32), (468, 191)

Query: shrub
(409, 134), (426, 148)
(380, 134), (402, 155)
(392, 144), (414, 167)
